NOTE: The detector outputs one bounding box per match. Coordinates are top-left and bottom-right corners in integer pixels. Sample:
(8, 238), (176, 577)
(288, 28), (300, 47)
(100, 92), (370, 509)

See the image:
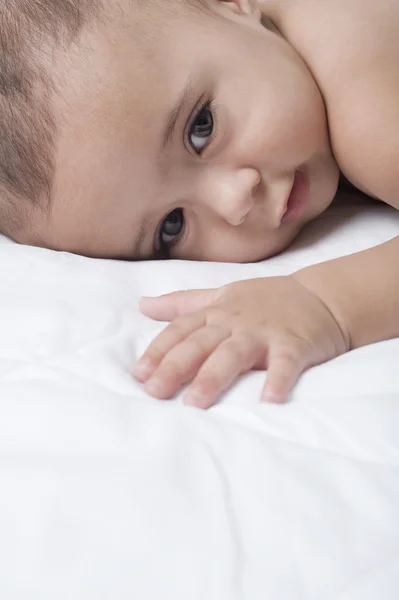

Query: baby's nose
(207, 167), (261, 226)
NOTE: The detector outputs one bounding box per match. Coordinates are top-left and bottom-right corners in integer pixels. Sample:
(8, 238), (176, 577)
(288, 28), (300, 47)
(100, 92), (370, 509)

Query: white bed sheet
(0, 194), (398, 599)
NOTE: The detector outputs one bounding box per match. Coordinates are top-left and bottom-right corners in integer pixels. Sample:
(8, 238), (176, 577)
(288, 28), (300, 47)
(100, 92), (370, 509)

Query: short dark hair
(0, 0), (104, 235)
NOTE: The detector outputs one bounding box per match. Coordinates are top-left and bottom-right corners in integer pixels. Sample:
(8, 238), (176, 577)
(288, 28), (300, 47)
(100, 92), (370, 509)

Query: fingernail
(183, 388), (205, 407)
(141, 296), (158, 303)
(145, 377), (163, 396)
(133, 360), (153, 379)
(261, 392), (283, 404)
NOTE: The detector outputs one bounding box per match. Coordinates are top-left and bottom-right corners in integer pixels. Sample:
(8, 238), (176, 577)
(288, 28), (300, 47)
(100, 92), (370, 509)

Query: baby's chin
(231, 238), (301, 264)
(254, 245), (293, 263)
(224, 229), (303, 264)
(257, 225), (306, 262)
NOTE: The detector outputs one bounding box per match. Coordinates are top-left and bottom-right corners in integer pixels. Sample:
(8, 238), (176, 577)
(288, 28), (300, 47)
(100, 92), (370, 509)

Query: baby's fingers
(184, 334), (265, 409)
(140, 288), (218, 321)
(134, 312), (205, 382)
(144, 325), (230, 399)
(262, 344), (307, 404)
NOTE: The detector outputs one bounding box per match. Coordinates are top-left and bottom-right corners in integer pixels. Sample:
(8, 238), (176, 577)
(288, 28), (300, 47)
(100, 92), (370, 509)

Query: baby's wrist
(291, 266), (352, 352)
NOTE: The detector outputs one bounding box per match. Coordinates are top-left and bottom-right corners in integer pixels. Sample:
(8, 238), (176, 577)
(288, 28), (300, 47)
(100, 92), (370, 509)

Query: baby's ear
(218, 0), (262, 20)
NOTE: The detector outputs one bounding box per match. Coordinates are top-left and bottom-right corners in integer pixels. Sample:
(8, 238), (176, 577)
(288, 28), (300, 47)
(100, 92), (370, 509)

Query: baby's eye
(158, 208), (185, 250)
(188, 103), (213, 154)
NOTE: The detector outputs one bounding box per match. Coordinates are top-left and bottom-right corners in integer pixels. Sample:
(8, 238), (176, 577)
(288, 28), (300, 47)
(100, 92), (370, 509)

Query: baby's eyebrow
(160, 76), (195, 155)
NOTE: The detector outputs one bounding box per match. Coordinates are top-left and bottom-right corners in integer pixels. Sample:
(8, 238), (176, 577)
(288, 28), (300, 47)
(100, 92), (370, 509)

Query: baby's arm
(294, 236), (399, 351)
(135, 237), (398, 407)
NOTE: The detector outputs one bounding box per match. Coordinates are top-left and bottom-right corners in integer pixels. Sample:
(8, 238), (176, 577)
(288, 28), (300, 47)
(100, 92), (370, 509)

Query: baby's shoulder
(277, 0), (399, 70)
(277, 0), (399, 208)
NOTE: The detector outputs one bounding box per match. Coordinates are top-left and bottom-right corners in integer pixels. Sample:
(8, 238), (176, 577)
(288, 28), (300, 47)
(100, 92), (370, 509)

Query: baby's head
(1, 0), (339, 262)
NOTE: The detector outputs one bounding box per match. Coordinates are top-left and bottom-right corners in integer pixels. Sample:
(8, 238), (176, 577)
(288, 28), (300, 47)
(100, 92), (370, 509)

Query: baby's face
(24, 0), (339, 262)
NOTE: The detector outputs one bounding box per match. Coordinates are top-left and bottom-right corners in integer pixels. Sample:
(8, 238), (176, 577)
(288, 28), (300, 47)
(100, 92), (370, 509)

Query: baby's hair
(0, 0), (107, 235)
(0, 0), (211, 238)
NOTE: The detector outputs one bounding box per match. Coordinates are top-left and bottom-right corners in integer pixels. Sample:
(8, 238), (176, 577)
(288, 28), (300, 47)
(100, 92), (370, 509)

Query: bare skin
(134, 0), (399, 406)
(19, 0), (340, 262)
(11, 0), (399, 405)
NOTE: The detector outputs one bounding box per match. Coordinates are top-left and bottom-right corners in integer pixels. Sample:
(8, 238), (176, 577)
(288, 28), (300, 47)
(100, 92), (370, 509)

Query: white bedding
(0, 194), (398, 599)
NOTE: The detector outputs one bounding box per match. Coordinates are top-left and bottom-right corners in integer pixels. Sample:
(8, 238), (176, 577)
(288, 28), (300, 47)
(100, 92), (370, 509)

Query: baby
(1, 0), (398, 408)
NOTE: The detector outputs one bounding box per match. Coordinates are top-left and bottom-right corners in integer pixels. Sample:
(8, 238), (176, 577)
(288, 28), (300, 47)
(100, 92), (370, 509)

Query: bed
(0, 192), (398, 599)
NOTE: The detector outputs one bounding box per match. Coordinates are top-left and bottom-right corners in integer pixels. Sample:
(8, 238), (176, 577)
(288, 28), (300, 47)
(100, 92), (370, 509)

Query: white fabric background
(0, 194), (398, 599)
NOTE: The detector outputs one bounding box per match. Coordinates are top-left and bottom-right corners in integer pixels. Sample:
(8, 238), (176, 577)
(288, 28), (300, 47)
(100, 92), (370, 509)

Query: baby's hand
(134, 276), (348, 408)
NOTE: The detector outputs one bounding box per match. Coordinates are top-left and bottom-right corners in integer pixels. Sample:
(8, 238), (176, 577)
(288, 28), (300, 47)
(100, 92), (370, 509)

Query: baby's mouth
(281, 169), (310, 224)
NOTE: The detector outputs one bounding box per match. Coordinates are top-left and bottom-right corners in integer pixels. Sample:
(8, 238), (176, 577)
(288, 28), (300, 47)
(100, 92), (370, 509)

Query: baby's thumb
(140, 288), (216, 321)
